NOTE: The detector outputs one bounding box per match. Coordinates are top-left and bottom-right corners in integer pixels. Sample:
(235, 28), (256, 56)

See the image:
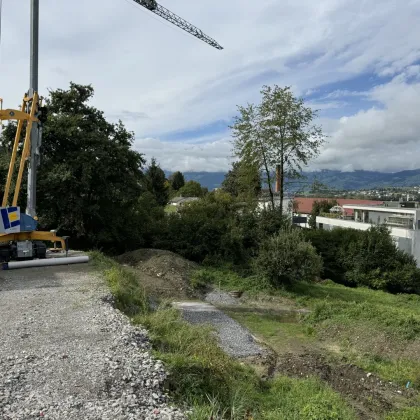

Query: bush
(254, 228), (323, 286)
(155, 192), (291, 267)
(304, 226), (420, 293)
(155, 191), (248, 264)
(343, 225), (420, 292)
(303, 228), (364, 284)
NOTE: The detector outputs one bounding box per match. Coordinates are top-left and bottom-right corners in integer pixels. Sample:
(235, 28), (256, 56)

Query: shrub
(303, 228), (364, 284)
(304, 226), (420, 293)
(155, 192), (291, 266)
(254, 228), (323, 286)
(343, 225), (420, 292)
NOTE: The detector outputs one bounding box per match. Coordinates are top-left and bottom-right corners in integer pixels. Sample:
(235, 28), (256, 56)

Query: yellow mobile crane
(0, 0), (222, 267)
(0, 93), (68, 263)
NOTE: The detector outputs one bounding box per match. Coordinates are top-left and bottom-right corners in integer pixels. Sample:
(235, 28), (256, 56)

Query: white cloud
(134, 135), (232, 172)
(1, 0), (420, 172)
(312, 77), (420, 171)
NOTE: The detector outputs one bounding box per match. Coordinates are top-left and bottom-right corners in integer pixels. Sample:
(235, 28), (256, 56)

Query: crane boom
(132, 0), (223, 50)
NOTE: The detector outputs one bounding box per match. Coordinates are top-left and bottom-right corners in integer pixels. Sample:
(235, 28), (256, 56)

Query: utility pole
(26, 0), (39, 217)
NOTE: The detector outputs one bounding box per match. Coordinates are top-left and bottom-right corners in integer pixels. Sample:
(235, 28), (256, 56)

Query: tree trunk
(279, 141), (284, 217)
(279, 161), (284, 217)
(264, 161), (275, 211)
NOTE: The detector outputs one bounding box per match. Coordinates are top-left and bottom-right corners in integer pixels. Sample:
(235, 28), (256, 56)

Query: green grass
(136, 307), (355, 420)
(226, 310), (315, 353)
(191, 267), (273, 295)
(164, 204), (178, 214)
(90, 251), (148, 315)
(194, 268), (420, 390)
(92, 252), (356, 419)
(385, 407), (420, 419)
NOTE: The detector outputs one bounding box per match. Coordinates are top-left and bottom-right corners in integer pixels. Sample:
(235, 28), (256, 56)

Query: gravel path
(173, 301), (265, 358)
(0, 264), (184, 419)
(204, 290), (239, 306)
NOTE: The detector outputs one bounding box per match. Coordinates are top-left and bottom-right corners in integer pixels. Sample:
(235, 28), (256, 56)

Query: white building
(316, 204), (420, 266)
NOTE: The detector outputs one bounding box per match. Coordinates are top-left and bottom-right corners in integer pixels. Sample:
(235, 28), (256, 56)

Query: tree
(145, 158), (169, 206)
(178, 180), (206, 197)
(308, 199), (338, 229)
(0, 82), (146, 251)
(169, 171), (185, 191)
(231, 85), (326, 215)
(0, 146), (9, 202)
(222, 160), (261, 200)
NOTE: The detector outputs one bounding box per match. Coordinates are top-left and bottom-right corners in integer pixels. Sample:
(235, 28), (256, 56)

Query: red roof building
(293, 198), (384, 216)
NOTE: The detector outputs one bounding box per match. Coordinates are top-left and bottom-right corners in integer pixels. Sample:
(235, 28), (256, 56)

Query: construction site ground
(1, 249), (419, 419)
(0, 262), (184, 419)
(120, 249), (420, 420)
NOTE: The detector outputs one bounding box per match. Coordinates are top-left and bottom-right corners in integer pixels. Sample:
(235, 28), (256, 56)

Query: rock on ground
(0, 263), (184, 419)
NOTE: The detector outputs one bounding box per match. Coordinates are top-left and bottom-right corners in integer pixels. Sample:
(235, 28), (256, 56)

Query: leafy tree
(222, 160), (261, 200)
(145, 158), (169, 206)
(231, 85), (325, 215)
(304, 226), (420, 292)
(303, 228), (363, 283)
(343, 225), (420, 292)
(156, 191), (245, 263)
(169, 171), (185, 191)
(254, 228), (323, 286)
(0, 147), (9, 202)
(178, 180), (206, 197)
(1, 82), (146, 251)
(309, 199), (338, 229)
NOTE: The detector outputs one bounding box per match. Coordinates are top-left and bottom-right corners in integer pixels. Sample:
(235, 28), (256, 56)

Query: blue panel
(7, 207), (18, 214)
(20, 214), (38, 232)
(1, 209), (10, 230)
(10, 221), (20, 228)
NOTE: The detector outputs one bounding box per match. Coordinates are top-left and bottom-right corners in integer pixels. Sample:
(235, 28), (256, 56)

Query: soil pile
(116, 249), (199, 300)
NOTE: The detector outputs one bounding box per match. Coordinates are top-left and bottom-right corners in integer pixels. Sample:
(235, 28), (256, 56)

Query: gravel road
(173, 301), (265, 358)
(0, 263), (184, 419)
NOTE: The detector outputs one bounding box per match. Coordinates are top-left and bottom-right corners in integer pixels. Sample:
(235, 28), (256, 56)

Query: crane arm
(132, 0), (223, 50)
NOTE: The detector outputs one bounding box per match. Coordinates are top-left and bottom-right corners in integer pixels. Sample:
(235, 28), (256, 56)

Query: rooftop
(294, 198), (384, 215)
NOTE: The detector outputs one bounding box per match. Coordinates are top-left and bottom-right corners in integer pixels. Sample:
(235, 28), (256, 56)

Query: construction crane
(0, 0), (222, 266)
(133, 0), (223, 50)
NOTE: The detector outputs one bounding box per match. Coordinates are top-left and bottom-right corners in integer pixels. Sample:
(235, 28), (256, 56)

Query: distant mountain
(300, 169), (420, 191)
(165, 169), (420, 191)
(165, 171), (226, 190)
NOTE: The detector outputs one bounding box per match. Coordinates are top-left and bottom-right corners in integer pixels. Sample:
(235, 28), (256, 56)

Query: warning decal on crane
(0, 207), (21, 234)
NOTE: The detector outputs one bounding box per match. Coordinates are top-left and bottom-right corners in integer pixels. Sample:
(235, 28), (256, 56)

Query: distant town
(304, 186), (420, 202)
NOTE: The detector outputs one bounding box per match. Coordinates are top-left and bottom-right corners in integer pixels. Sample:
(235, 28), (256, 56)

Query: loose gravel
(0, 263), (185, 419)
(173, 301), (265, 358)
(205, 290), (239, 306)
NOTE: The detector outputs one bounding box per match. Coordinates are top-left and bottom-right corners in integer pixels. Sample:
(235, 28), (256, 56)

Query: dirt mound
(276, 352), (416, 419)
(116, 249), (199, 300)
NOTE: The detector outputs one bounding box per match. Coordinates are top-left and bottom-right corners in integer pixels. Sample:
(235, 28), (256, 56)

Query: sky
(1, 0), (420, 173)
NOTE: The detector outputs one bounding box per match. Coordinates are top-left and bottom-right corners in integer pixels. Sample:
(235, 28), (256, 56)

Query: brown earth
(275, 352), (417, 420)
(116, 249), (200, 300)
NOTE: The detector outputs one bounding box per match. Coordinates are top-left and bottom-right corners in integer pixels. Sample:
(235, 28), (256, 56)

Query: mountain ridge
(165, 169), (420, 191)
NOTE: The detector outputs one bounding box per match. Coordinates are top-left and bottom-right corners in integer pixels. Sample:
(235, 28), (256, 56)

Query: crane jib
(131, 0), (223, 50)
